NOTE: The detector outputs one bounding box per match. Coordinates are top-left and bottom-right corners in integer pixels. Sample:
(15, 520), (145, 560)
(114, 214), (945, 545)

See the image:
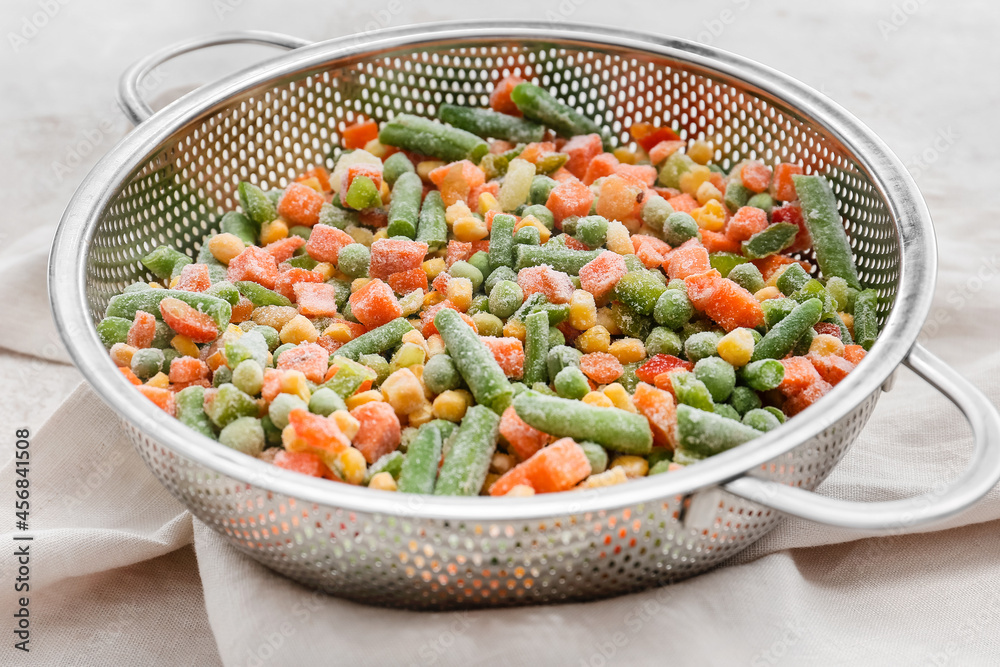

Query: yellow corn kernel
(582, 391), (615, 408)
(595, 307), (621, 335)
(252, 305), (299, 330)
(754, 286), (783, 302)
(372, 228), (389, 243)
(423, 291), (446, 308)
(445, 201), (472, 225)
(297, 176), (323, 192)
(280, 370), (311, 403)
(514, 215), (551, 243)
(168, 335), (198, 359)
(577, 467), (628, 489)
(330, 410), (360, 441)
(225, 323), (244, 339)
(381, 368), (428, 416)
(810, 333), (846, 357)
(363, 138), (391, 159)
(503, 320), (527, 341)
(401, 329), (429, 356)
(337, 447), (367, 485)
(505, 485), (536, 497)
(368, 471), (397, 491)
(576, 325), (611, 354)
(281, 424), (308, 451)
(323, 322), (355, 344)
(409, 364), (432, 400)
(260, 219), (289, 245)
(692, 199), (726, 232)
(609, 338), (646, 364)
(490, 452), (515, 475)
(839, 312), (854, 335)
(168, 276), (180, 289)
(432, 389), (471, 422)
(417, 160), (446, 183)
(345, 389), (384, 411)
(279, 315), (319, 344)
(408, 402), (434, 427)
(605, 221), (634, 255)
(148, 282), (164, 289)
(569, 289), (597, 330)
(110, 343), (137, 367)
(688, 140), (714, 165)
(482, 473), (500, 496)
(145, 371), (170, 389)
(696, 180), (723, 205)
(312, 262), (335, 281)
(478, 191), (501, 215)
(426, 334), (445, 357)
(422, 257), (447, 279)
(351, 277), (371, 293)
(613, 147), (637, 164)
(717, 328), (755, 367)
(206, 350), (226, 372)
(602, 383), (637, 413)
(766, 263), (794, 288)
(345, 224), (374, 247)
(446, 277), (473, 311)
(208, 232), (245, 265)
(611, 455), (649, 479)
(379, 179), (391, 206)
(452, 216), (488, 242)
(678, 165), (713, 196)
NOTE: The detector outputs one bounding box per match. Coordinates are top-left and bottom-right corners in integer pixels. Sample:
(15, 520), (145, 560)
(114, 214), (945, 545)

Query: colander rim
(49, 20), (935, 522)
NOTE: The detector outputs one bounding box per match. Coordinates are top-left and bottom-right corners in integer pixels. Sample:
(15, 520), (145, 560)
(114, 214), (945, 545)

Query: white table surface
(2, 0), (999, 663)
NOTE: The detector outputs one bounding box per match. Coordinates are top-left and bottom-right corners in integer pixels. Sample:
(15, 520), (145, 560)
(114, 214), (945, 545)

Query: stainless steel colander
(49, 22), (1000, 610)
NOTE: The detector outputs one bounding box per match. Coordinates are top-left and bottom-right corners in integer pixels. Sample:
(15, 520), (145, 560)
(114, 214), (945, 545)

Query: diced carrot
(561, 133), (603, 179)
(305, 224), (353, 264)
(579, 250), (628, 301)
(770, 162), (803, 201)
(341, 118), (379, 150)
(684, 269), (765, 331)
(468, 180), (499, 209)
(275, 267), (323, 301)
(632, 382), (678, 450)
(807, 353), (855, 386)
(518, 142), (557, 164)
(783, 379), (833, 416)
(273, 450), (327, 477)
(489, 75), (524, 116)
(499, 406), (549, 461)
(226, 245), (279, 289)
(481, 336), (525, 379)
(277, 343), (329, 383)
(648, 140), (686, 166)
(137, 385), (175, 415)
(635, 355), (693, 384)
(740, 160), (772, 193)
(159, 297), (218, 343)
(348, 278), (403, 330)
(545, 178), (594, 225)
(635, 238), (666, 269)
(752, 254), (799, 282)
(843, 344), (867, 365)
(289, 407), (351, 454)
(725, 206), (769, 243)
(169, 356), (209, 384)
(174, 263), (211, 292)
(119, 366), (142, 385)
(127, 311), (156, 349)
(613, 163), (657, 188)
(428, 160), (485, 207)
(278, 182), (325, 227)
(779, 357), (822, 396)
(666, 193), (698, 213)
(387, 267), (429, 294)
(261, 368), (285, 403)
(629, 122), (681, 153)
(489, 438), (592, 495)
(700, 229), (742, 254)
(583, 152), (619, 185)
(580, 352), (624, 384)
(264, 235), (305, 263)
(517, 265), (575, 304)
(596, 175), (642, 224)
(350, 401), (401, 463)
(446, 240), (474, 268)
(664, 240), (711, 280)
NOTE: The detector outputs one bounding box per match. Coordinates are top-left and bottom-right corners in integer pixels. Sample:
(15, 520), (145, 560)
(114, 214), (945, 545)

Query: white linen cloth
(3, 0), (1000, 664)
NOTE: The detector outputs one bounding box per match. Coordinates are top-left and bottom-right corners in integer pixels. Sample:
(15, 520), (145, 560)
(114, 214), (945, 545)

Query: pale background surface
(1, 0), (999, 664)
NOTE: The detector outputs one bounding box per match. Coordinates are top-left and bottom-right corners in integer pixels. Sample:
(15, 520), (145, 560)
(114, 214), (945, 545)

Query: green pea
(662, 211), (699, 246)
(654, 289), (694, 329)
(645, 327), (683, 357)
(358, 353), (390, 385)
(684, 331), (723, 363)
(449, 260), (484, 292)
(130, 348), (164, 380)
(488, 280), (524, 319)
(309, 386), (347, 416)
(472, 312), (504, 337)
(423, 353), (462, 395)
(694, 357), (736, 403)
(232, 359), (264, 396)
(337, 243), (371, 279)
(554, 366), (591, 400)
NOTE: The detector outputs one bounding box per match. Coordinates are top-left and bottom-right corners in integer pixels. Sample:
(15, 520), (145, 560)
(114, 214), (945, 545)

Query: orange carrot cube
(348, 278), (403, 329)
(278, 181), (325, 227)
(632, 382), (678, 449)
(684, 269), (765, 331)
(489, 438), (591, 495)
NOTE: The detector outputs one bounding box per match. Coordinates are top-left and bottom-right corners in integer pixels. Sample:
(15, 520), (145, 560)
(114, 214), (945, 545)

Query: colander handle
(117, 31), (311, 125)
(722, 343), (1000, 531)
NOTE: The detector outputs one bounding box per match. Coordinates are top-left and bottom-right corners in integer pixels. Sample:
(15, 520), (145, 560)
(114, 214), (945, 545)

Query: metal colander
(50, 22), (1000, 610)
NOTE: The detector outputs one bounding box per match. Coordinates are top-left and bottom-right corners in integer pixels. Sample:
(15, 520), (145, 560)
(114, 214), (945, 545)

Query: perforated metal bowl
(50, 22), (1000, 609)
